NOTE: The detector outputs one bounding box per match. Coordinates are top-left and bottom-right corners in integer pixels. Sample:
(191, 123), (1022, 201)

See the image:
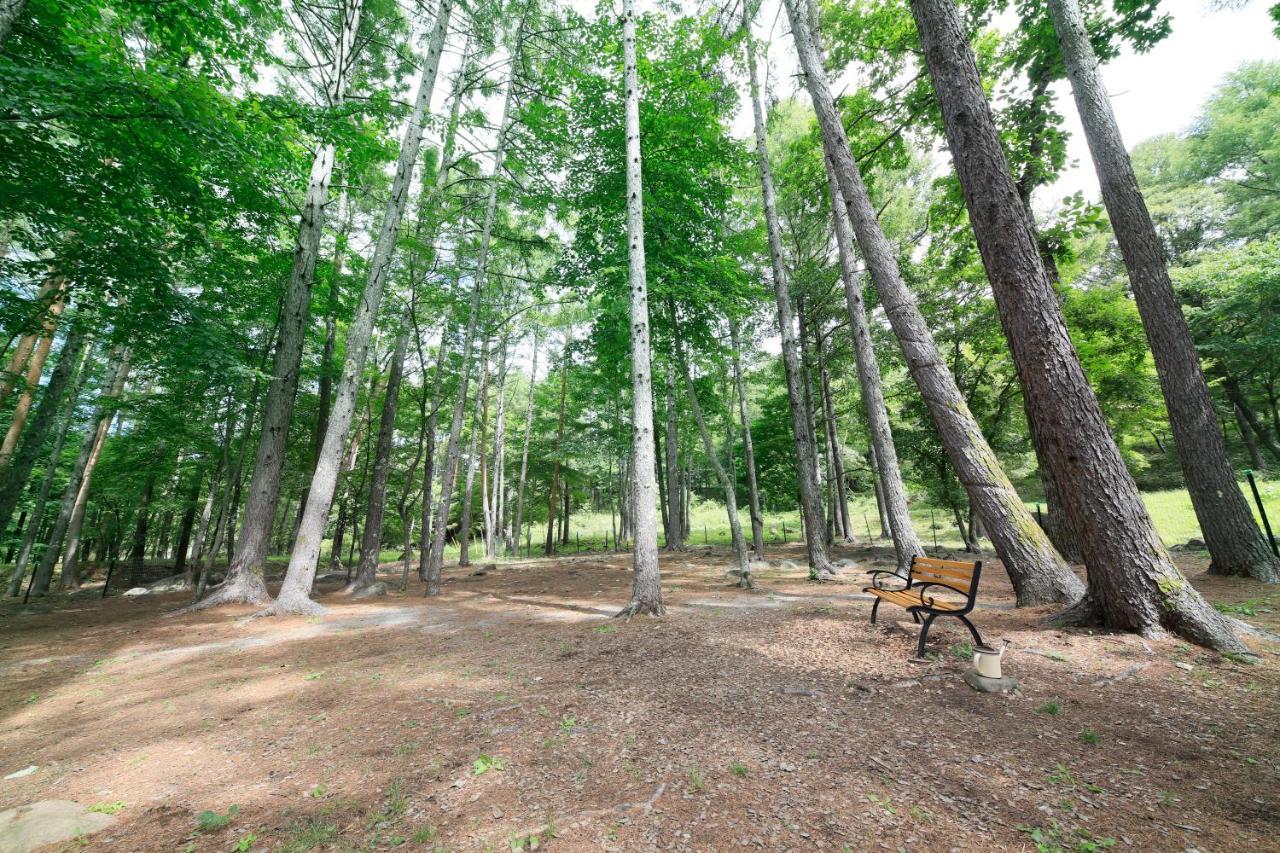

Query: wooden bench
(863, 556), (984, 658)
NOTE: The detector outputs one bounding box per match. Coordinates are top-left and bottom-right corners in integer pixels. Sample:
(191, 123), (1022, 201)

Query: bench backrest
(909, 556), (981, 602)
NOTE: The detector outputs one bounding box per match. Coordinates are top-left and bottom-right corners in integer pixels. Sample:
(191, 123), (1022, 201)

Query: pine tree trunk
(460, 363), (485, 567)
(6, 342), (86, 596)
(28, 347), (130, 596)
(784, 0), (1083, 604)
(486, 336), (509, 559)
(683, 361), (751, 582)
(662, 319), (684, 549)
(0, 279), (65, 467)
(1236, 403), (1266, 471)
(426, 31), (518, 595)
(824, 162), (923, 570)
(416, 326), (451, 577)
(1047, 0), (1279, 583)
(618, 0), (663, 616)
(511, 331), (539, 559)
(544, 338), (568, 556)
(742, 28), (837, 581)
(0, 276), (62, 414)
(201, 0), (365, 611)
(172, 474), (201, 574)
(817, 337), (852, 542)
(347, 330), (408, 592)
(0, 323), (85, 538)
(729, 321), (765, 559)
(268, 0), (452, 615)
(127, 455), (161, 584)
(1223, 378), (1280, 463)
(910, 0), (1245, 650)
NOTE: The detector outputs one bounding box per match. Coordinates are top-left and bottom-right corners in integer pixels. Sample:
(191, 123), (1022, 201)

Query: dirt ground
(1, 543), (1277, 852)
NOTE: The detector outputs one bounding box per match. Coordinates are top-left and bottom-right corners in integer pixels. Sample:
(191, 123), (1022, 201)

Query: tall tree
(1046, 0), (1279, 583)
(782, 0), (1083, 604)
(617, 0), (663, 616)
(194, 0), (366, 609)
(909, 0), (1244, 650)
(269, 0), (454, 615)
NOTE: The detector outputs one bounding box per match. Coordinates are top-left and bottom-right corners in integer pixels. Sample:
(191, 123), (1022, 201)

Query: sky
(743, 0), (1279, 211)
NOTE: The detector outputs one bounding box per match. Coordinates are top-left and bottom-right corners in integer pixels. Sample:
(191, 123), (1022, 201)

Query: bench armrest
(866, 569), (909, 591)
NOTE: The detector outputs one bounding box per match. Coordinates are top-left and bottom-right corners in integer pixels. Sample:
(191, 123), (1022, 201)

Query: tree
(783, 0), (1083, 605)
(617, 0), (663, 616)
(909, 0), (1244, 650)
(1045, 0), (1278, 583)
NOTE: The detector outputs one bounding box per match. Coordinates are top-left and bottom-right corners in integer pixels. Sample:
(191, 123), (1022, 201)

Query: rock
(121, 587), (150, 597)
(146, 574), (189, 593)
(350, 581), (388, 600)
(781, 687), (820, 697)
(962, 669), (1019, 694)
(3, 766), (37, 780)
(0, 801), (117, 852)
(1175, 662), (1194, 672)
(748, 559), (771, 572)
(314, 572), (347, 584)
(833, 558), (862, 570)
(778, 560), (802, 573)
(1184, 538), (1205, 549)
(469, 569), (488, 577)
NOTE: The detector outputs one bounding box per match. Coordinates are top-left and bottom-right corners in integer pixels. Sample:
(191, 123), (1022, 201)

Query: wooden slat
(914, 556), (979, 571)
(868, 588), (963, 611)
(911, 564), (973, 582)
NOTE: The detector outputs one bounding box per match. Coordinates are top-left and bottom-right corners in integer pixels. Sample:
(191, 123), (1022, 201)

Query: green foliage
(196, 804), (239, 832)
(472, 754), (508, 775)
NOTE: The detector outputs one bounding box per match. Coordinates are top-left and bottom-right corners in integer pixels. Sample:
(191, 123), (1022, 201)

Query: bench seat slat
(914, 557), (981, 571)
(868, 588), (964, 612)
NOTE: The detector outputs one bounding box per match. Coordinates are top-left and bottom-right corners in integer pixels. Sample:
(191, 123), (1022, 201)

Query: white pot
(973, 645), (1005, 679)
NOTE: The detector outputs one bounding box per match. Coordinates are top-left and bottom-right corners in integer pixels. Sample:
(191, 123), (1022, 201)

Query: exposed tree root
(615, 598), (666, 618)
(254, 592), (327, 618)
(167, 573), (270, 617)
(1050, 591), (1248, 654)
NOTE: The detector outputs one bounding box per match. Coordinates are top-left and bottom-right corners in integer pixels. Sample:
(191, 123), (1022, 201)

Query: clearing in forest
(1, 545), (1277, 851)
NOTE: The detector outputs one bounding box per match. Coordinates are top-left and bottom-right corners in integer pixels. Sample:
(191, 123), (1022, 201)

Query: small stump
(962, 668), (1018, 694)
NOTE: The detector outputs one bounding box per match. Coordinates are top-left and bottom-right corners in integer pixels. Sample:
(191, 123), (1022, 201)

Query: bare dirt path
(1, 543), (1276, 851)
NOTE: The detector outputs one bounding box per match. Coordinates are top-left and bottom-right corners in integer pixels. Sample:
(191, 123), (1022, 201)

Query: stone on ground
(962, 668), (1019, 694)
(351, 581), (388, 600)
(146, 574), (189, 593)
(0, 800), (117, 852)
(121, 587), (150, 597)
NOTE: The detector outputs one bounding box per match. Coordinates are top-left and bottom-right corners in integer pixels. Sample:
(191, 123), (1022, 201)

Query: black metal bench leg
(915, 613), (938, 658)
(958, 614), (984, 648)
(870, 598), (880, 625)
(911, 611), (921, 624)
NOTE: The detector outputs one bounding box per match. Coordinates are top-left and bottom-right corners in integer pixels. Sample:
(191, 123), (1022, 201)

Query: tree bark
(347, 329), (408, 592)
(0, 0), (26, 50)
(729, 321), (765, 559)
(461, 341), (487, 566)
(6, 342), (86, 596)
(910, 0), (1244, 649)
(662, 309), (684, 550)
(617, 0), (663, 616)
(426, 28), (518, 595)
(816, 333), (852, 542)
(824, 163), (923, 571)
(28, 347), (130, 596)
(511, 330), (539, 558)
(267, 0), (453, 615)
(683, 361), (751, 583)
(1236, 403), (1266, 471)
(0, 323), (85, 538)
(784, 0), (1083, 604)
(0, 279), (65, 467)
(199, 0), (365, 610)
(544, 337), (568, 556)
(1047, 0), (1279, 583)
(742, 26), (836, 581)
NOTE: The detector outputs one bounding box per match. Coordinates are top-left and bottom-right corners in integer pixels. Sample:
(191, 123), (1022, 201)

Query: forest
(0, 0), (1278, 849)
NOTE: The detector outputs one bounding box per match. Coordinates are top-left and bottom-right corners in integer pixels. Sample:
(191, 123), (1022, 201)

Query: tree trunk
(6, 343), (86, 596)
(172, 474), (202, 574)
(544, 338), (568, 556)
(824, 163), (923, 571)
(617, 0), (663, 616)
(0, 323), (85, 538)
(729, 321), (765, 559)
(910, 0), (1244, 649)
(511, 330), (539, 558)
(127, 453), (161, 584)
(426, 29), (517, 595)
(683, 361), (751, 583)
(1047, 0), (1279, 582)
(268, 0), (452, 616)
(28, 347), (130, 596)
(199, 0), (365, 611)
(0, 0), (27, 49)
(0, 279), (65, 467)
(662, 316), (684, 550)
(1223, 378), (1280, 463)
(783, 0), (1083, 604)
(347, 329), (408, 592)
(1236, 403), (1266, 471)
(0, 276), (62, 414)
(817, 336), (852, 542)
(486, 335), (509, 558)
(460, 366), (485, 567)
(742, 29), (835, 581)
